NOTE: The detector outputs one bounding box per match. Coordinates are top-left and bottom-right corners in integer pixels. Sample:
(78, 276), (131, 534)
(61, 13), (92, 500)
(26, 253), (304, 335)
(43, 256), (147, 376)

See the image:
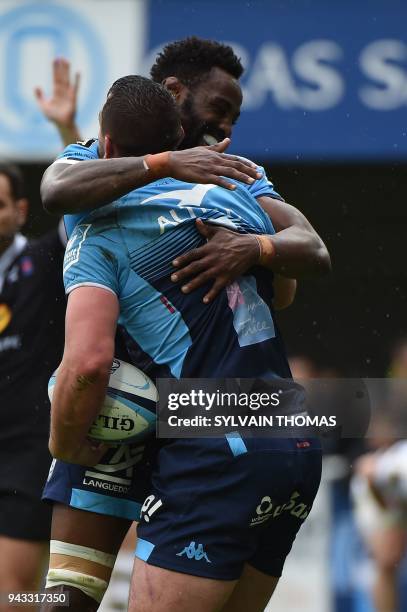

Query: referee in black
(0, 164), (66, 598)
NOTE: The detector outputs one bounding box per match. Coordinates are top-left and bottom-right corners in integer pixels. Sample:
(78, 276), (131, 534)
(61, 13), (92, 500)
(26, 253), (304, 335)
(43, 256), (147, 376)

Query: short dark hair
(101, 75), (182, 157)
(150, 37), (244, 88)
(0, 163), (25, 200)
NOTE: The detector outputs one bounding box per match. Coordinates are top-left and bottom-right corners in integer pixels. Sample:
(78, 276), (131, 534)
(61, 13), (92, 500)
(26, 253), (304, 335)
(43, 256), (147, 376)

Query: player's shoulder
(122, 177), (184, 202)
(235, 155), (285, 202)
(235, 154), (262, 170)
(55, 138), (99, 164)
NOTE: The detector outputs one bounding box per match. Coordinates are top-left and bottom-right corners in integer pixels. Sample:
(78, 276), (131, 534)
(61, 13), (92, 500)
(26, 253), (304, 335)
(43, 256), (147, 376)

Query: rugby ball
(48, 358), (157, 444)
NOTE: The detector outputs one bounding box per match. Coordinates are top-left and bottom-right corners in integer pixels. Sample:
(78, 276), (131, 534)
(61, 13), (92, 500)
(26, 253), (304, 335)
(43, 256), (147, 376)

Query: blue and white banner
(0, 0), (405, 161)
(147, 0), (407, 161)
(0, 0), (145, 159)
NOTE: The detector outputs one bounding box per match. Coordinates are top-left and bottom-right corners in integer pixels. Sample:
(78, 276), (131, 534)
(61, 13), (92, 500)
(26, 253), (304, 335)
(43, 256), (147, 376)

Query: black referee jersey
(0, 229), (66, 442)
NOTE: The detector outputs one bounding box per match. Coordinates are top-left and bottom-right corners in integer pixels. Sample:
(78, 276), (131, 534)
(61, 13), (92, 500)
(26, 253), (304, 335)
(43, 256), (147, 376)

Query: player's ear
(15, 198), (28, 228)
(175, 125), (185, 149)
(162, 77), (188, 103)
(103, 134), (114, 159)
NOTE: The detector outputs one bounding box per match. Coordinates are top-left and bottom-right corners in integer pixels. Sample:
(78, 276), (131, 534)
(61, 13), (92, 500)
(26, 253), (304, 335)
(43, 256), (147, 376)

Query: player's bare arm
(49, 286), (118, 466)
(273, 275), (297, 310)
(170, 197), (330, 302)
(34, 58), (82, 147)
(169, 218), (294, 306)
(256, 195), (331, 277)
(41, 138), (260, 214)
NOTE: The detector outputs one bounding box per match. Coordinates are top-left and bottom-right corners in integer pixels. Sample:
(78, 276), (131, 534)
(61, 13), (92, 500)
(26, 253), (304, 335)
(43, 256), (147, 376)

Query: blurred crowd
(289, 348), (407, 612)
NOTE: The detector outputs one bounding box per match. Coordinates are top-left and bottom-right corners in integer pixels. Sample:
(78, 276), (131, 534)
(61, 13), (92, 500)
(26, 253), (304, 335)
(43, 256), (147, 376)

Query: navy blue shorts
(135, 435), (322, 580)
(42, 440), (157, 521)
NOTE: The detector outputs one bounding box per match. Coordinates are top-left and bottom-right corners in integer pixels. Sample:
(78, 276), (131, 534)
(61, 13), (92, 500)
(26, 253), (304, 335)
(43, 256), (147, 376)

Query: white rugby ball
(48, 358), (157, 444)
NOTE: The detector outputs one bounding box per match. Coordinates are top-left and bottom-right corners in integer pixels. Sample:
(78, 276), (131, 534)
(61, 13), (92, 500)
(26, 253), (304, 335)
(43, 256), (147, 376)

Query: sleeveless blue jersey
(63, 176), (291, 380)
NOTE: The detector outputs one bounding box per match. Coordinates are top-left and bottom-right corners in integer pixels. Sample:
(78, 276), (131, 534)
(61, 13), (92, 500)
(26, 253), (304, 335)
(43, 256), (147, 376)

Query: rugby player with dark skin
(37, 41), (330, 612)
(40, 46), (330, 300)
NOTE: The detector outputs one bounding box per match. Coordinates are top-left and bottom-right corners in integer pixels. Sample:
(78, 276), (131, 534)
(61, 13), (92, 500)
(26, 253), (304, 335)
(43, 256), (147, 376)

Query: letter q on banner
(0, 0), (145, 160)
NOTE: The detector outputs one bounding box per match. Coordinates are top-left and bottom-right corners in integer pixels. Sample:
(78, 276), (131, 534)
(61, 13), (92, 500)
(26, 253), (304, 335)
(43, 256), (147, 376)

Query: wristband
(253, 234), (276, 268)
(143, 152), (170, 179)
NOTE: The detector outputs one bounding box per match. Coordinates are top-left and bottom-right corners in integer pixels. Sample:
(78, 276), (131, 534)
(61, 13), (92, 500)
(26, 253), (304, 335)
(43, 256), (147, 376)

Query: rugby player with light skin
(40, 43), (329, 300)
(46, 76), (325, 612)
(37, 42), (329, 612)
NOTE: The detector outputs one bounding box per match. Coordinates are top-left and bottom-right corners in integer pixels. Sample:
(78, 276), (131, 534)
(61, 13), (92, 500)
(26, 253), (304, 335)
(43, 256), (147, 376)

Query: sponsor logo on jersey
(140, 494), (163, 523)
(176, 542), (211, 563)
(0, 303), (12, 333)
(226, 276), (276, 347)
(250, 491), (311, 527)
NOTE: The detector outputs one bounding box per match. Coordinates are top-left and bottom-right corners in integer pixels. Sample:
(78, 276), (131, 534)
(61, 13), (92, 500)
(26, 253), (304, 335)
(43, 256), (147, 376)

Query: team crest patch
(20, 256), (34, 276)
(63, 224), (92, 274)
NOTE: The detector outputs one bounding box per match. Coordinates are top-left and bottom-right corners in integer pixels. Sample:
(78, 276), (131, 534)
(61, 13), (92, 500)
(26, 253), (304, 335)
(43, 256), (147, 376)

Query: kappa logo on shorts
(250, 491), (311, 527)
(176, 541), (211, 563)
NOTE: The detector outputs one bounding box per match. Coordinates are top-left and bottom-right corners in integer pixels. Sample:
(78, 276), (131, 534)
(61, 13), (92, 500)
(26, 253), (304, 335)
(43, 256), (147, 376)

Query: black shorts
(0, 437), (53, 541)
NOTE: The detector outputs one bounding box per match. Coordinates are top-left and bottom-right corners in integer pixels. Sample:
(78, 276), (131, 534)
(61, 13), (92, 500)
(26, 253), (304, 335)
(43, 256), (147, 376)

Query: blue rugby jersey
(53, 139), (284, 239)
(63, 177), (291, 380)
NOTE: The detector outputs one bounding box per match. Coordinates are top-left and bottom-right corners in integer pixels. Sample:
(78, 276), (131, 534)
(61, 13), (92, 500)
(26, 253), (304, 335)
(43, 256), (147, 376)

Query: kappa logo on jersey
(176, 541), (211, 563)
(140, 494), (163, 523)
(250, 491), (311, 527)
(0, 304), (12, 333)
(82, 444), (144, 493)
(76, 138), (97, 148)
(63, 224), (92, 274)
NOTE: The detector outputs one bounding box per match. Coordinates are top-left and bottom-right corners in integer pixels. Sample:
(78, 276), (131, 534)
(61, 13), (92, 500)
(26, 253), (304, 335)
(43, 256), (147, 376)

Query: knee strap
(45, 540), (116, 603)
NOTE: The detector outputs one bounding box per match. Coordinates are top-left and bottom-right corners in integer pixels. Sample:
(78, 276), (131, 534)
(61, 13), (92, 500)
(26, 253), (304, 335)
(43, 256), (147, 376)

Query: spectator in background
(34, 58), (81, 147)
(350, 338), (407, 612)
(352, 442), (407, 612)
(0, 164), (66, 603)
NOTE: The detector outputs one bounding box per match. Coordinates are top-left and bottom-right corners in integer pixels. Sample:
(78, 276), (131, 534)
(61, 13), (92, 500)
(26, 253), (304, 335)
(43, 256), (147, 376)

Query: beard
(178, 94), (225, 150)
